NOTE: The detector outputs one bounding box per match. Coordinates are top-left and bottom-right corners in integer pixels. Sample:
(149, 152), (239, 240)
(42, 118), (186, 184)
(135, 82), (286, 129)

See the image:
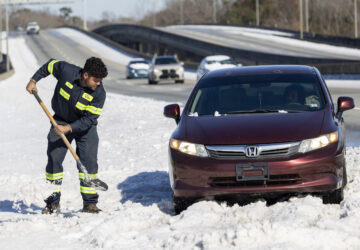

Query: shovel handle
(32, 91), (79, 161)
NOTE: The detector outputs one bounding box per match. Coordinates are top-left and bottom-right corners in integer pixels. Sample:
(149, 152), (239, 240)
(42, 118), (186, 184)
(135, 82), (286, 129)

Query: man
(26, 57), (108, 214)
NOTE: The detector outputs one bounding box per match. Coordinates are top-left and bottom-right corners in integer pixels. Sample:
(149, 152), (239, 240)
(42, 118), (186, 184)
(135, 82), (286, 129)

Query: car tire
(148, 79), (158, 85)
(173, 195), (193, 215)
(322, 187), (344, 204)
(175, 80), (184, 84)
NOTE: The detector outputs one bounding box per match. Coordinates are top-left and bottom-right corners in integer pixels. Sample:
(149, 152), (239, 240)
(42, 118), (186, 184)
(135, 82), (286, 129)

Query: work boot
(82, 204), (102, 213)
(42, 203), (60, 214)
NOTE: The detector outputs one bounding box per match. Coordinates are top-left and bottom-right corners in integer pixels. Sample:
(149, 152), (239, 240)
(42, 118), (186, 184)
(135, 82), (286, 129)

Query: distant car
(26, 22), (40, 35)
(196, 55), (240, 80)
(148, 55), (184, 84)
(126, 58), (149, 79)
(164, 65), (354, 214)
(15, 25), (23, 32)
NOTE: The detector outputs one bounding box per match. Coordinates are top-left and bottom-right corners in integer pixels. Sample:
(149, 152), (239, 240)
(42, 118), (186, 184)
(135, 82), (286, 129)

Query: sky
(12, 0), (166, 21)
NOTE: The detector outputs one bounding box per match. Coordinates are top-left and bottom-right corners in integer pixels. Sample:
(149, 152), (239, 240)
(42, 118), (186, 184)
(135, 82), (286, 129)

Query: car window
(188, 73), (325, 116)
(155, 57), (178, 65)
(129, 60), (148, 65)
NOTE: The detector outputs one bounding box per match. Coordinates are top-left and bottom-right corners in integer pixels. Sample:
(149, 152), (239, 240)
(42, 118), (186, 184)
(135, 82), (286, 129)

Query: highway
(160, 25), (360, 60)
(22, 30), (195, 103)
(21, 28), (360, 144)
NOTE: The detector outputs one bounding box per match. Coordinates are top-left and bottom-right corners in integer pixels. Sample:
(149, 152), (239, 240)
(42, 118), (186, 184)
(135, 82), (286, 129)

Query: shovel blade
(77, 160), (108, 191)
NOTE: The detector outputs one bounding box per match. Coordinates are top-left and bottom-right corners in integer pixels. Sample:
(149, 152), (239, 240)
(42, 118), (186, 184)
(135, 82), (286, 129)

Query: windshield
(130, 60), (148, 65)
(155, 57), (178, 65)
(207, 59), (236, 65)
(188, 73), (325, 116)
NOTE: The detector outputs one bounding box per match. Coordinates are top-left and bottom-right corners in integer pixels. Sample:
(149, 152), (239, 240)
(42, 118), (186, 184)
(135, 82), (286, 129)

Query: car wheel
(322, 187), (344, 204)
(175, 80), (184, 84)
(148, 79), (158, 85)
(173, 195), (193, 215)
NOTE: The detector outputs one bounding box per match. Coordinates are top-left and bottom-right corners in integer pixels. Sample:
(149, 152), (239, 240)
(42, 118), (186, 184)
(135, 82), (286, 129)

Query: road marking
(354, 107), (360, 110)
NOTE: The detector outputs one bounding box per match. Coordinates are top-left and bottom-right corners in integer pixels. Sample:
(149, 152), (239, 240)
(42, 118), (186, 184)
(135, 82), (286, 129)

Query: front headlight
(298, 132), (338, 153)
(170, 139), (208, 157)
(177, 67), (184, 73)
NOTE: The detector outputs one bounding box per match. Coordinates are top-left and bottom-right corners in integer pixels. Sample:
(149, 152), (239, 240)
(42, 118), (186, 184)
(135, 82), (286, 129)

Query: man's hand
(26, 80), (38, 94)
(54, 125), (72, 135)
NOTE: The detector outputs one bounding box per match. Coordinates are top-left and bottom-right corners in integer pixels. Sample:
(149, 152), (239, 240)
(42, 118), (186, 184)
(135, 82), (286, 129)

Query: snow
(2, 32), (360, 249)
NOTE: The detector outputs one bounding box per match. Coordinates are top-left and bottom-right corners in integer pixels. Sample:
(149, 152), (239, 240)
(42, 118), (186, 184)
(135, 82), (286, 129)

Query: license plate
(236, 162), (269, 181)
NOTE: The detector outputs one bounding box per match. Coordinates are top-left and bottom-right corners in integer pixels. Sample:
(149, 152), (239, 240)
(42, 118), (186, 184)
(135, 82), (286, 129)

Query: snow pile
(1, 36), (360, 249)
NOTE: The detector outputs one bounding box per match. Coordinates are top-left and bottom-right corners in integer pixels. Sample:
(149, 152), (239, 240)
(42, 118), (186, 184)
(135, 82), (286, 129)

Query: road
(22, 29), (360, 145)
(22, 30), (195, 103)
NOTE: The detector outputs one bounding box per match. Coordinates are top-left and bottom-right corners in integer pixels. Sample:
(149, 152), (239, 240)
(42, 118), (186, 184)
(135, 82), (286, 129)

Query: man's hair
(83, 57), (108, 78)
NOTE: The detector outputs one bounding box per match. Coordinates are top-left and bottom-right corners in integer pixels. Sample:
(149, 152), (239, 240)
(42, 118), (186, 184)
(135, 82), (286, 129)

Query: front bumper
(151, 69), (184, 81)
(169, 143), (345, 198)
(127, 69), (149, 78)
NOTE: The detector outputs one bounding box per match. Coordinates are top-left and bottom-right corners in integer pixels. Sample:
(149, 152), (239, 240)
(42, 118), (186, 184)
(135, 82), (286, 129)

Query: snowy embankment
(1, 36), (360, 249)
(55, 27), (197, 81)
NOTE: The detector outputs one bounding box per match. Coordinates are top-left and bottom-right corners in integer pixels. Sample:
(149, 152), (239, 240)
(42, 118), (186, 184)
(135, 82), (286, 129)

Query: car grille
(206, 142), (300, 160)
(209, 174), (301, 188)
(160, 69), (179, 79)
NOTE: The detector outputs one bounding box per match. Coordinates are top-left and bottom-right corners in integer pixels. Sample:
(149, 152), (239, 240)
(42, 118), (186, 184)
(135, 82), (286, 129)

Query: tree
(59, 7), (72, 20)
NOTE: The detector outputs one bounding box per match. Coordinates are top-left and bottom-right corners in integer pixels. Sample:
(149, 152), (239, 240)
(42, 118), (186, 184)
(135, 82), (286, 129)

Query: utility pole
(355, 0), (358, 38)
(180, 0), (183, 25)
(0, 2), (2, 63)
(305, 0), (309, 32)
(256, 0), (259, 26)
(82, 0), (87, 30)
(5, 0), (8, 71)
(299, 0), (303, 39)
(213, 0), (217, 23)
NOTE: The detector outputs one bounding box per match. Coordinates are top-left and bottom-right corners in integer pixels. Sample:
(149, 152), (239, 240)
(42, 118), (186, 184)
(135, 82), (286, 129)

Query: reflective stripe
(47, 60), (59, 75)
(65, 81), (73, 89)
(46, 172), (63, 181)
(82, 93), (93, 102)
(53, 188), (61, 193)
(80, 185), (97, 194)
(60, 88), (70, 100)
(79, 172), (98, 180)
(76, 102), (102, 115)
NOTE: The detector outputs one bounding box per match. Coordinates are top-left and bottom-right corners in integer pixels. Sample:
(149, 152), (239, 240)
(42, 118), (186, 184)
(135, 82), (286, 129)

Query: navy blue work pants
(45, 124), (99, 206)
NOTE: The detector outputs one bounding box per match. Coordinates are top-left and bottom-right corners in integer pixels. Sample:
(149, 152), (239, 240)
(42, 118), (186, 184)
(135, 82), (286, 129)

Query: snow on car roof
(205, 55), (231, 61)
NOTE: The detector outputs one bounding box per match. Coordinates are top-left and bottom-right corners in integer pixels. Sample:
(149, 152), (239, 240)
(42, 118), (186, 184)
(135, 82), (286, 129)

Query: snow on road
(1, 35), (360, 249)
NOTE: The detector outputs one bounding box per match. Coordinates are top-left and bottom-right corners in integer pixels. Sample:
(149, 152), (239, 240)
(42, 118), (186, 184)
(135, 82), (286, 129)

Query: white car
(196, 55), (241, 80)
(26, 22), (40, 35)
(148, 55), (184, 84)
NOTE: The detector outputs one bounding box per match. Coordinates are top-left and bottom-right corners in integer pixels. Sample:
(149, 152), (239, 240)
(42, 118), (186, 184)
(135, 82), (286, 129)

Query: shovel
(32, 90), (108, 191)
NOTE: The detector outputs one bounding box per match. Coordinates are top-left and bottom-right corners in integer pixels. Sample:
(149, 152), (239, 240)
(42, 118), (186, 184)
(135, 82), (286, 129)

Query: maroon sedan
(164, 65), (354, 214)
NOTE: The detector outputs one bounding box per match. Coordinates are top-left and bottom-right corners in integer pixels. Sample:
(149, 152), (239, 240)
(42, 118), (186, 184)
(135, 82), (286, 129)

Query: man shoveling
(26, 57), (108, 214)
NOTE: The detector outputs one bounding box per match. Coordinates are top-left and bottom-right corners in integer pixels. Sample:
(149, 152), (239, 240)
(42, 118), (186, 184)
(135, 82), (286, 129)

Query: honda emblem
(245, 146), (260, 157)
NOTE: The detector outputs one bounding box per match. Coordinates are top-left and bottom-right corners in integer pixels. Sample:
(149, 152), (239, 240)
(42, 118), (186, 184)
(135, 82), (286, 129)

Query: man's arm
(26, 59), (62, 94)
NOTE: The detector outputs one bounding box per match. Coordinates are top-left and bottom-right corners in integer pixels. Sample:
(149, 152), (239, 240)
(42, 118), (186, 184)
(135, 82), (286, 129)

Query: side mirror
(336, 96), (355, 119)
(164, 104), (180, 124)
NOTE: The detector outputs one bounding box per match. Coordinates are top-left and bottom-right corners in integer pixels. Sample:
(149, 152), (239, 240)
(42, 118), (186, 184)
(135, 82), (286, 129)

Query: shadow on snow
(0, 200), (42, 215)
(117, 171), (174, 215)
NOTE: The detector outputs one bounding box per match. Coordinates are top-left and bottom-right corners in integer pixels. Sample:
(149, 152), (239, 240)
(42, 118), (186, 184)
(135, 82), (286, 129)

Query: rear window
(188, 73), (325, 116)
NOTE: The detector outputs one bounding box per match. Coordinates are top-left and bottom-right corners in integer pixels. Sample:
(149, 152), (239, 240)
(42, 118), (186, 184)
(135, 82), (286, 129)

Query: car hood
(180, 111), (325, 145)
(154, 64), (182, 70)
(129, 63), (149, 70)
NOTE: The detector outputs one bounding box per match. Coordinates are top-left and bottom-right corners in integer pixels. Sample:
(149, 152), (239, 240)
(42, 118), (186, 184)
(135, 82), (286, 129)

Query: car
(26, 22), (40, 35)
(15, 25), (23, 32)
(126, 58), (149, 79)
(164, 65), (354, 214)
(196, 55), (240, 80)
(148, 55), (184, 84)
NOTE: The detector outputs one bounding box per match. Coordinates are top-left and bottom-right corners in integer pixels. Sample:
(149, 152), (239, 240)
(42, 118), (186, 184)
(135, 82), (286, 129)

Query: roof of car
(154, 56), (176, 59)
(205, 65), (316, 78)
